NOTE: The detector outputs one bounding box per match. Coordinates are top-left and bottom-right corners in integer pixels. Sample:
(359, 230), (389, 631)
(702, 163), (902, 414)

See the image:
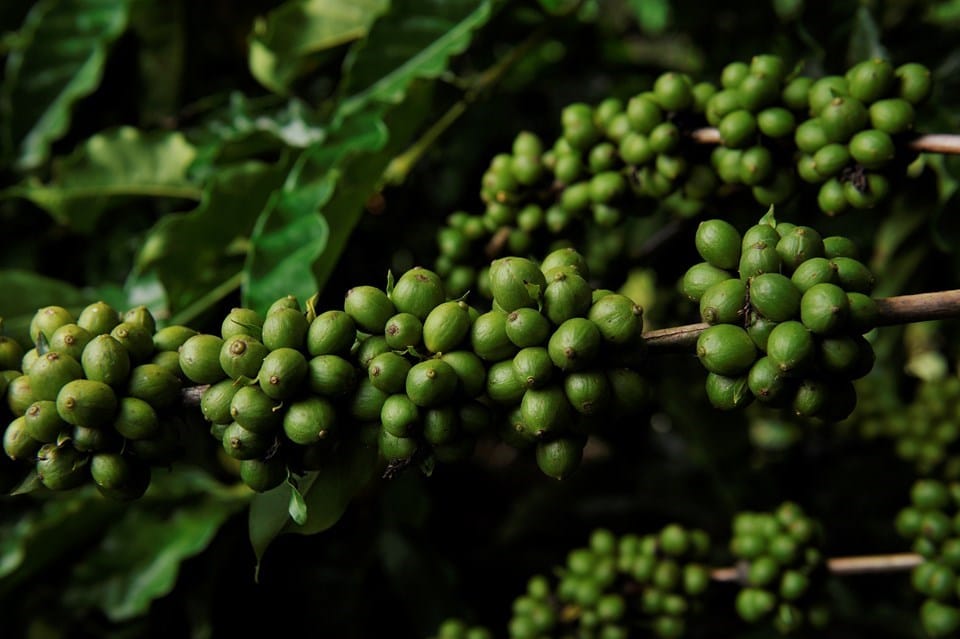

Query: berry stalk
(644, 288), (960, 351)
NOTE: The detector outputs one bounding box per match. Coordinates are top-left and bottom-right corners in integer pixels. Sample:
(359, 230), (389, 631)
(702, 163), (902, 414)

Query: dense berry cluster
(1, 303), (187, 499)
(896, 479), (960, 636)
(434, 56), (932, 297)
(1, 248), (654, 495)
(854, 375), (960, 476)
(682, 214), (878, 419)
(429, 619), (493, 639)
(729, 502), (829, 633)
(432, 525), (713, 639)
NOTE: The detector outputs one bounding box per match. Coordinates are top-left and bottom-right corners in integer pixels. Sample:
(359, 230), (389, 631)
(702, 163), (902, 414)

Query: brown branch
(181, 384), (209, 407)
(644, 289), (960, 352)
(688, 128), (960, 154)
(710, 552), (922, 583)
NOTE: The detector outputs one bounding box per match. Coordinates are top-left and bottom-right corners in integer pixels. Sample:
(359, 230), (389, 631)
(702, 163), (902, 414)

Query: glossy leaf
(249, 436), (378, 566)
(5, 127), (200, 232)
(249, 0), (389, 95)
(242, 107), (388, 313)
(61, 469), (249, 621)
(1, 0), (132, 170)
(137, 160), (287, 314)
(335, 0), (494, 118)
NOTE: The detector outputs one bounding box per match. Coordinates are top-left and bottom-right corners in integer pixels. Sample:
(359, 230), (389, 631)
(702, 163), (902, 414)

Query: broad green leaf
(249, 436), (378, 565)
(62, 469), (249, 621)
(191, 93), (327, 171)
(129, 0), (184, 124)
(242, 108), (389, 313)
(137, 160), (287, 315)
(0, 488), (120, 597)
(0, 270), (93, 343)
(310, 85), (433, 295)
(1, 0), (132, 170)
(249, 0), (389, 95)
(336, 0), (494, 118)
(4, 127), (200, 232)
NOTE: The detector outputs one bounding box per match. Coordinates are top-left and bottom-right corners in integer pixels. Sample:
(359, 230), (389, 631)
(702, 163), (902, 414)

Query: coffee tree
(2, 1), (960, 637)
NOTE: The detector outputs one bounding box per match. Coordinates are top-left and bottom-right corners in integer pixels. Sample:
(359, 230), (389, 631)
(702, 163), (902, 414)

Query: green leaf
(310, 86), (433, 294)
(242, 108), (388, 313)
(0, 270), (92, 343)
(336, 0), (494, 119)
(61, 469), (249, 621)
(137, 160), (287, 314)
(287, 478), (309, 525)
(248, 436), (378, 566)
(4, 127), (201, 232)
(249, 0), (389, 95)
(1, 0), (132, 170)
(0, 487), (120, 598)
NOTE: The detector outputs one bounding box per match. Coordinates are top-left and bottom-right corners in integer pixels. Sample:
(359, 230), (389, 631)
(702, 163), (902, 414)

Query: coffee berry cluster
(895, 479), (960, 637)
(1, 303), (188, 499)
(854, 375), (960, 477)
(682, 213), (878, 419)
(434, 55), (932, 297)
(431, 525), (712, 639)
(729, 502), (829, 633)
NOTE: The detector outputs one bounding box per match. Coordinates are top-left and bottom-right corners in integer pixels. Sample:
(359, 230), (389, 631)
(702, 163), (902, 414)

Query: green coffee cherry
(406, 359), (459, 407)
(548, 318), (601, 371)
(520, 386), (572, 438)
(219, 335), (269, 380)
(896, 62), (933, 105)
(81, 335), (131, 388)
(486, 360), (526, 406)
(77, 301), (120, 336)
(800, 283), (850, 335)
(29, 351), (83, 401)
(35, 443), (87, 490)
(681, 263), (732, 302)
(307, 310), (356, 356)
(110, 322), (154, 363)
(700, 278), (747, 325)
(849, 129), (895, 169)
(30, 306), (75, 346)
(56, 379), (117, 428)
(201, 379), (242, 425)
(229, 385), (282, 434)
(6, 375), (35, 417)
(344, 285), (395, 334)
(705, 372), (752, 410)
(384, 313), (422, 351)
(846, 58), (894, 103)
(222, 422), (273, 461)
(126, 363), (181, 409)
(221, 307), (263, 341)
(587, 295), (642, 344)
(765, 321), (814, 372)
(489, 257), (547, 312)
(48, 324), (92, 361)
(23, 400), (67, 443)
(113, 396), (160, 440)
(749, 273), (800, 322)
(179, 334), (226, 384)
(258, 347), (307, 400)
(472, 310), (518, 361)
(4, 416), (41, 461)
(239, 457), (287, 493)
(535, 436), (584, 480)
(696, 325), (756, 376)
(696, 219), (741, 270)
(282, 396), (337, 444)
(791, 257), (837, 293)
(423, 301), (472, 354)
(261, 307), (309, 351)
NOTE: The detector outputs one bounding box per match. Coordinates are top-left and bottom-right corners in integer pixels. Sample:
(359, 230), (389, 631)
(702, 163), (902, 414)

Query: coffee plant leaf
(1, 0), (132, 170)
(248, 436), (378, 567)
(5, 127), (200, 233)
(0, 488), (120, 596)
(137, 160), (287, 316)
(335, 0), (494, 119)
(242, 107), (389, 313)
(249, 0), (390, 95)
(61, 469), (249, 621)
(0, 270), (92, 344)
